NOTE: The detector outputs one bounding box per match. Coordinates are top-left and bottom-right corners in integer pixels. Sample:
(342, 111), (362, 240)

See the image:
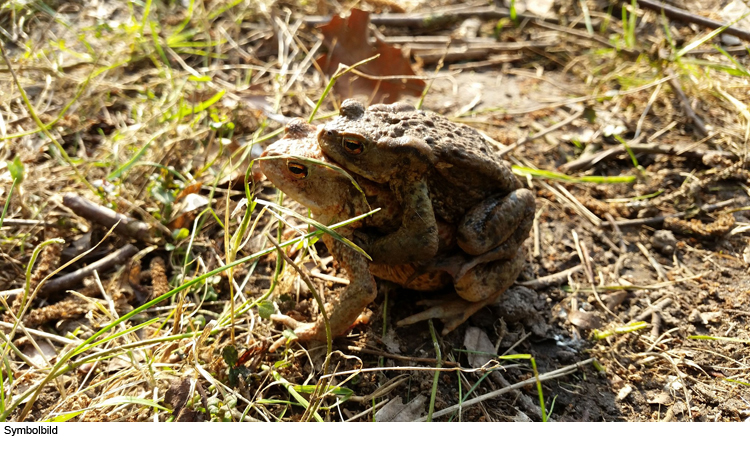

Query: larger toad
(318, 100), (535, 270)
(260, 119), (525, 343)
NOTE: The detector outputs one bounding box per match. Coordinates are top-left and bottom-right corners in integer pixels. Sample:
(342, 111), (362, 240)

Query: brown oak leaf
(317, 9), (425, 103)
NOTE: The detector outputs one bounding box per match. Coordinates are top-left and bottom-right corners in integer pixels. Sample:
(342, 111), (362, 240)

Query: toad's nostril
(326, 130), (333, 136)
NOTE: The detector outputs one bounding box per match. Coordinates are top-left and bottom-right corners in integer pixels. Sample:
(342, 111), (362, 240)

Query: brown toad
(259, 120), (525, 343)
(318, 100), (535, 274)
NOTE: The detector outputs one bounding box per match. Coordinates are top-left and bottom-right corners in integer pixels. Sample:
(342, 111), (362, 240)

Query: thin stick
(0, 321), (81, 345)
(0, 219), (49, 227)
(636, 242), (668, 281)
(637, 0), (750, 42)
(634, 297), (673, 322)
(666, 68), (708, 136)
(347, 345), (461, 367)
(518, 264), (584, 289)
(303, 6), (600, 29)
(602, 198), (739, 228)
(414, 358), (596, 421)
(573, 231), (617, 319)
(560, 141), (734, 172)
(499, 108), (584, 157)
(0, 244), (138, 300)
(533, 20), (640, 57)
(63, 194), (159, 244)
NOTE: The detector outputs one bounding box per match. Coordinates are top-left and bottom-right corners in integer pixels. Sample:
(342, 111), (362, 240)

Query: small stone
(568, 310), (600, 331)
(647, 391), (673, 405)
(651, 230), (677, 255)
(616, 384), (633, 401)
(688, 309), (703, 323)
(638, 206), (660, 218)
(604, 291), (628, 310)
(456, 18), (482, 39)
(720, 34), (741, 46)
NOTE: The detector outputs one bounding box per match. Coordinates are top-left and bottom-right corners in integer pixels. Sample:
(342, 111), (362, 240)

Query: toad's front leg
(271, 238), (377, 350)
(365, 178), (440, 265)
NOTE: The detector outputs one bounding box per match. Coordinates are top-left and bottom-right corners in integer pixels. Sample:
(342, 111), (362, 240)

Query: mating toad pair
(259, 99), (535, 345)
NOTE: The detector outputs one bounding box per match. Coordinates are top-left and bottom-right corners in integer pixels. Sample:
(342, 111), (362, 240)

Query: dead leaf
(382, 328), (401, 354)
(175, 182), (203, 202)
(568, 310), (600, 331)
(463, 326), (496, 369)
(524, 0), (554, 17)
(164, 377), (203, 422)
(169, 189), (207, 230)
(22, 341), (57, 367)
(317, 9), (425, 103)
(375, 395), (427, 422)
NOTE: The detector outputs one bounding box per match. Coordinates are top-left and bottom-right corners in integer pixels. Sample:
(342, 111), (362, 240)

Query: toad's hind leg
(408, 193), (533, 283)
(457, 188), (535, 256)
(397, 248), (525, 334)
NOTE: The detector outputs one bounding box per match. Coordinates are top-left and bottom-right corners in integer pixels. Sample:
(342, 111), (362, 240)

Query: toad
(318, 100), (535, 274)
(259, 119), (525, 344)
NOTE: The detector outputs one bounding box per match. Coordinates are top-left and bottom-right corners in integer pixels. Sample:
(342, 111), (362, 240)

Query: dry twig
(0, 244), (138, 300)
(63, 194), (161, 244)
(601, 198), (739, 228)
(666, 69), (709, 136)
(560, 142), (735, 173)
(638, 0), (750, 42)
(414, 358), (596, 421)
(518, 265), (583, 289)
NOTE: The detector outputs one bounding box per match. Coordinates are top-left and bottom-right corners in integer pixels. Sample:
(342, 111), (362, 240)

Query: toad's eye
(342, 138), (364, 155)
(287, 162), (308, 179)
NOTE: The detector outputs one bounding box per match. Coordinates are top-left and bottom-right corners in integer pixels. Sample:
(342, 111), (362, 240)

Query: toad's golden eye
(287, 162), (308, 179)
(342, 138), (364, 155)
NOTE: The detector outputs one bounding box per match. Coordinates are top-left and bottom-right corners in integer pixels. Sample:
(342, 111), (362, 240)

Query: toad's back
(322, 101), (521, 222)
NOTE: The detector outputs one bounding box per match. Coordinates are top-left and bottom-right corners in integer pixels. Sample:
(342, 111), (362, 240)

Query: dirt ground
(1, 0), (750, 422)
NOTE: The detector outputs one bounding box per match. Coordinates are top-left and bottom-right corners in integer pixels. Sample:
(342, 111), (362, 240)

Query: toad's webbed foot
(269, 238), (377, 351)
(269, 314), (327, 351)
(269, 309), (374, 351)
(396, 249), (526, 334)
(396, 296), (499, 335)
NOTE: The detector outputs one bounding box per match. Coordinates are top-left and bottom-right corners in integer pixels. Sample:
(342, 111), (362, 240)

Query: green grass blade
(72, 317), (163, 357)
(94, 395), (170, 411)
(689, 335), (750, 344)
(712, 45), (750, 77)
(676, 12), (750, 58)
(44, 410), (85, 422)
(256, 198), (375, 261)
(512, 166), (635, 183)
(108, 132), (164, 180)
